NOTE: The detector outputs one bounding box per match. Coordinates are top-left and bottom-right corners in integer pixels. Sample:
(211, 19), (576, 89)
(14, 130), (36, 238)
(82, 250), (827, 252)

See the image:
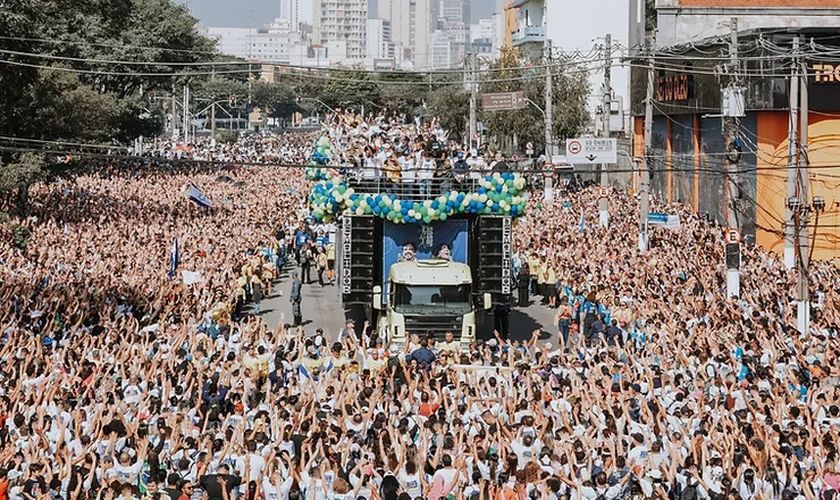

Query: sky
(179, 0), (495, 29)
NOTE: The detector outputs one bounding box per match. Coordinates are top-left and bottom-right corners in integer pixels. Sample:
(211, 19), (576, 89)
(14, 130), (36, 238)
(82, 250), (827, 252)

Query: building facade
(629, 27), (840, 259)
(313, 0), (367, 60)
(506, 0), (630, 123)
(655, 0), (840, 48)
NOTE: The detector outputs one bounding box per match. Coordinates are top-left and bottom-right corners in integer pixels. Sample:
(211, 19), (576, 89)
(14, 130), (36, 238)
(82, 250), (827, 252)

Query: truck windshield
(392, 284), (472, 315)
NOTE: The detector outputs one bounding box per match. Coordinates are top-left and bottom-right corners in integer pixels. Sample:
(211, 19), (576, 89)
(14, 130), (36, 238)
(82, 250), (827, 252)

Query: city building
(505, 0), (630, 126)
(378, 0), (432, 68)
(367, 19), (395, 60)
(279, 0), (313, 32)
(377, 0), (412, 65)
(629, 20), (840, 258)
(206, 27), (254, 59)
(655, 0), (840, 48)
(410, 0), (433, 69)
(430, 29), (455, 69)
(313, 0), (367, 60)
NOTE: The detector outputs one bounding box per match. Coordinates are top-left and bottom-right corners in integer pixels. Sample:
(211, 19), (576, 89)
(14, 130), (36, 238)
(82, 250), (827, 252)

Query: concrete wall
(656, 5), (840, 47)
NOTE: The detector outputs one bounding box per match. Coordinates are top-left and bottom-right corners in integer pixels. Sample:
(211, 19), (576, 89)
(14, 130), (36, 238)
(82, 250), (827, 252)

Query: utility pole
(797, 48), (811, 334)
(247, 63), (253, 131)
(211, 67), (217, 140)
(785, 37), (800, 270)
(468, 51), (477, 153)
(726, 18), (740, 232)
(544, 38), (554, 203)
(640, 37), (654, 253)
(725, 17), (741, 300)
(182, 85), (190, 143)
(599, 33), (612, 228)
(171, 83), (178, 139)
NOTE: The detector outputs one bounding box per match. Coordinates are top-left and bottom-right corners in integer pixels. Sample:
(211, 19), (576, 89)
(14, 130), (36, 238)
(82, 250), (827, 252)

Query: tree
(427, 86), (470, 142)
(646, 0), (658, 34)
(480, 47), (589, 154)
(0, 0), (219, 212)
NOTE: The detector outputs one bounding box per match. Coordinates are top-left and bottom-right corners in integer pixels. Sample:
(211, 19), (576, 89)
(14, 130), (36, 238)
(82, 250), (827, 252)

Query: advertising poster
(381, 219), (469, 301)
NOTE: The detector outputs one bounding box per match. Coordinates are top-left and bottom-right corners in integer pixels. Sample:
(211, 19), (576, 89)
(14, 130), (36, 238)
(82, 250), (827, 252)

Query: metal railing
(344, 175), (486, 201)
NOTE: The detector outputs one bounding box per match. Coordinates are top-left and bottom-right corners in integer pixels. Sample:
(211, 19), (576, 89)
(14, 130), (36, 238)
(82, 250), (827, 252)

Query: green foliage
(480, 47), (589, 153)
(13, 224), (32, 249)
(646, 0), (657, 34)
(427, 86), (470, 142)
(215, 130), (239, 144)
(0, 212), (10, 226)
(0, 154), (47, 194)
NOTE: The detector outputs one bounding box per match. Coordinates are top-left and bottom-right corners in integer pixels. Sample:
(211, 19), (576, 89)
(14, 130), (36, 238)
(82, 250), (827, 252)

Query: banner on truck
(381, 219), (469, 302)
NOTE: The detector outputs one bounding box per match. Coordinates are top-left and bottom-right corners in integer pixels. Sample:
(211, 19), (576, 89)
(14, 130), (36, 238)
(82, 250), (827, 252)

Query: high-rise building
(313, 0), (367, 60)
(367, 19), (395, 60)
(440, 0), (469, 24)
(280, 0), (313, 32)
(410, 0), (432, 69)
(377, 0), (412, 64)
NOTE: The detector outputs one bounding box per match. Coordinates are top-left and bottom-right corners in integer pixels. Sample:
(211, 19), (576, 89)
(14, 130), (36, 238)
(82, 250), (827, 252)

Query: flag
(182, 183), (212, 208)
(578, 212), (586, 232)
(168, 237), (179, 280)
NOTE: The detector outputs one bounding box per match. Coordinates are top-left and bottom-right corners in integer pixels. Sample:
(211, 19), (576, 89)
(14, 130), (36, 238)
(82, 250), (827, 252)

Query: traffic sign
(599, 186), (609, 198)
(542, 162), (554, 178)
(725, 228), (741, 244)
(649, 212), (668, 224)
(566, 138), (618, 164)
(482, 92), (526, 111)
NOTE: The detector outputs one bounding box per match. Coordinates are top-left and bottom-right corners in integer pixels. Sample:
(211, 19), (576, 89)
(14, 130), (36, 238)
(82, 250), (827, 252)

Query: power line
(5, 143), (840, 176)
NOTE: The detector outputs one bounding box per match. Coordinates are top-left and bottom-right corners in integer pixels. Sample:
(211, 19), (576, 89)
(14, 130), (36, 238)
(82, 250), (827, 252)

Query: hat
(487, 339), (498, 347)
(649, 470), (663, 480)
(291, 270), (299, 277)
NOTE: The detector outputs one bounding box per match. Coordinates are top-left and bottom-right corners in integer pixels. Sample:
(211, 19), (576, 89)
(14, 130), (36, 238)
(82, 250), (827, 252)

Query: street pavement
(254, 266), (559, 344)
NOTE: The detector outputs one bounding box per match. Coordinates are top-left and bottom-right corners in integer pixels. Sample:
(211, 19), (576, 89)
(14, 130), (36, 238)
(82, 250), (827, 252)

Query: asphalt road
(253, 265), (559, 344)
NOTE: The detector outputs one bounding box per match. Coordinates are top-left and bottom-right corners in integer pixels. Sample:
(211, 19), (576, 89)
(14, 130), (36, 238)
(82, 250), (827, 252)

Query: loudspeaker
(340, 215), (377, 306)
(725, 243), (740, 269)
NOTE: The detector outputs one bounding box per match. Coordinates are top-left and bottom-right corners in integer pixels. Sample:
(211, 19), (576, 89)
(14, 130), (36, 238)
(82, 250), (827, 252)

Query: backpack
(679, 481), (699, 500)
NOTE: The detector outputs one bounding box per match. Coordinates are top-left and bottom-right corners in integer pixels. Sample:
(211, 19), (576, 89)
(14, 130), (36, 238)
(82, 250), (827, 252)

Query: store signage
(813, 64), (840, 83)
(656, 67), (694, 102)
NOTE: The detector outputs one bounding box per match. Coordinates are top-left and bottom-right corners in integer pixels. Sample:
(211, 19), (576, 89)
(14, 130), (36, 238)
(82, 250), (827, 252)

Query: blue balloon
(431, 200), (439, 209)
(495, 185), (502, 193)
(478, 187), (487, 194)
(477, 202), (485, 211)
(402, 207), (409, 215)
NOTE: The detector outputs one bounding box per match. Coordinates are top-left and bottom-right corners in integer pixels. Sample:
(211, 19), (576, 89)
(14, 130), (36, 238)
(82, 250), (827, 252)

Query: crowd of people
(0, 109), (838, 500)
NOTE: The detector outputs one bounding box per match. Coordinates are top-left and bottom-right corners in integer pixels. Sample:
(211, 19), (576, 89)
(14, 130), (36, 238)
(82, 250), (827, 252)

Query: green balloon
(439, 212), (447, 221)
(423, 215), (432, 224)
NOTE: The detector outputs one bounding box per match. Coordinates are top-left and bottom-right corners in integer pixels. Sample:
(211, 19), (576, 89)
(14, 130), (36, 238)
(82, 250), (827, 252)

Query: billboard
(381, 219), (469, 301)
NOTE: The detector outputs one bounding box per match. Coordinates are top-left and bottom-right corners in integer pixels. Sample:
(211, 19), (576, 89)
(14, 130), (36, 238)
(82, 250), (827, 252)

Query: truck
(372, 259), (491, 348)
(337, 215), (511, 349)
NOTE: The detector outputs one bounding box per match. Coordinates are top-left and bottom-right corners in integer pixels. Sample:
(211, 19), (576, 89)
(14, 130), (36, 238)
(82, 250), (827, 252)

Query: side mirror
(373, 286), (382, 311)
(483, 293), (492, 311)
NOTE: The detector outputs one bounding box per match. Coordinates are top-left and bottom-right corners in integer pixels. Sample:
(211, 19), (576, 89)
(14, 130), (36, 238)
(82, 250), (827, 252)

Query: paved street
(252, 265), (559, 344)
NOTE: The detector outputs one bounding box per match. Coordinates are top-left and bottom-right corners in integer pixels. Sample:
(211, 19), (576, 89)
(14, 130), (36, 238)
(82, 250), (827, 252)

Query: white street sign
(566, 138), (618, 164)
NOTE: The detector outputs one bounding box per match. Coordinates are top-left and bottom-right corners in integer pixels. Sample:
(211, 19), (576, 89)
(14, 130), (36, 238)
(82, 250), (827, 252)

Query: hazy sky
(180, 0), (495, 28)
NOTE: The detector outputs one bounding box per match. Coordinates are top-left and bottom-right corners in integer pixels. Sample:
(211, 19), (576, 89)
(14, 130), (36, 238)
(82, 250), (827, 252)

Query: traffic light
(229, 95), (237, 107)
(725, 243), (740, 269)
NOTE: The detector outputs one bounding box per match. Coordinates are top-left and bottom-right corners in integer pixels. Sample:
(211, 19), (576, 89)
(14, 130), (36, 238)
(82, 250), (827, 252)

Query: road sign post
(481, 92), (527, 111)
(725, 228), (741, 299)
(566, 138), (618, 164)
(542, 161), (554, 203)
(598, 186), (610, 228)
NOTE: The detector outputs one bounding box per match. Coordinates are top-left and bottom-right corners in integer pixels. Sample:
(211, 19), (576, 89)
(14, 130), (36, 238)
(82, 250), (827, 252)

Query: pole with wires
(599, 33), (612, 228)
(468, 51), (477, 153)
(544, 38), (554, 203)
(797, 43), (811, 335)
(640, 37), (654, 253)
(725, 17), (741, 300)
(785, 37), (800, 271)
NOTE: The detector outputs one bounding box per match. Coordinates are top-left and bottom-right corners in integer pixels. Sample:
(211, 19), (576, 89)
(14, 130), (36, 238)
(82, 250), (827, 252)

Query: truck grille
(403, 315), (462, 341)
